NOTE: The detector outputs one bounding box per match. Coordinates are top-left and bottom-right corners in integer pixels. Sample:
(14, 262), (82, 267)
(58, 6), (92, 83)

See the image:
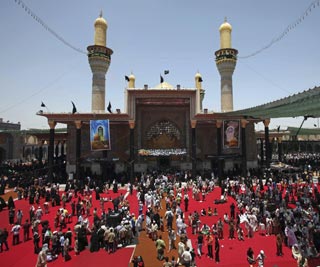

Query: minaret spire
(215, 18), (238, 112)
(87, 12), (113, 113)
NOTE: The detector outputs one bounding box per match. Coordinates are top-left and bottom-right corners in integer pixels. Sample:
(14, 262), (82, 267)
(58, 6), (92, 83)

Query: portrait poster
(223, 120), (240, 149)
(90, 120), (111, 151)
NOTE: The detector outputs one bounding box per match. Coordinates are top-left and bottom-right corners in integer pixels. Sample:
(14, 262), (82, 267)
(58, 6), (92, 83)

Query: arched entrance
(145, 120), (183, 169)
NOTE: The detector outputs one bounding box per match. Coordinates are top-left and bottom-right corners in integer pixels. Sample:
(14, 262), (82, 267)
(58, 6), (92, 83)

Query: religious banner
(90, 120), (111, 151)
(223, 120), (240, 149)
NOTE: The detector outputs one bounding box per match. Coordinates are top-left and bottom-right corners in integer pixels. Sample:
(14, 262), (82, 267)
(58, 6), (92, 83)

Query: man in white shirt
(181, 246), (192, 267)
(11, 223), (21, 245)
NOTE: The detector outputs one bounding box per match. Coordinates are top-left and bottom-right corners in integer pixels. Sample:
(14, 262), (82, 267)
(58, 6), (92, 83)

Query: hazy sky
(1, 0), (319, 130)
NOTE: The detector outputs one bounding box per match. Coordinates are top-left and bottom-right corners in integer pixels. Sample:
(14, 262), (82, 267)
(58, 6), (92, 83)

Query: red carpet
(0, 185), (319, 267)
(182, 187), (299, 267)
(0, 188), (137, 267)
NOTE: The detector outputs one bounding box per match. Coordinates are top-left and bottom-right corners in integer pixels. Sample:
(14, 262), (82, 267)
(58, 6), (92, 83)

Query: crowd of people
(0, 152), (320, 267)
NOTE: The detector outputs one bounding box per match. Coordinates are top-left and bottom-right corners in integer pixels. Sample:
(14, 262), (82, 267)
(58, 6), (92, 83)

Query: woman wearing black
(247, 247), (255, 267)
(215, 237), (220, 263)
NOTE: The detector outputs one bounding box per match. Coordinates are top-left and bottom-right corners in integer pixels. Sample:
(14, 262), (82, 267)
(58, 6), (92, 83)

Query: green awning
(228, 86), (320, 119)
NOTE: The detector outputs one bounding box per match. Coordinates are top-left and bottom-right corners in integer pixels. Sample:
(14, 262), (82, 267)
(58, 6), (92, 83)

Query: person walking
(206, 232), (214, 259)
(215, 237), (220, 263)
(256, 250), (266, 267)
(184, 194), (189, 212)
(0, 228), (9, 252)
(11, 223), (21, 245)
(181, 246), (192, 267)
(168, 228), (177, 252)
(247, 247), (255, 267)
(16, 209), (23, 225)
(9, 207), (15, 225)
(23, 219), (31, 241)
(276, 233), (283, 256)
(36, 244), (48, 267)
(155, 235), (166, 261)
(197, 232), (204, 257)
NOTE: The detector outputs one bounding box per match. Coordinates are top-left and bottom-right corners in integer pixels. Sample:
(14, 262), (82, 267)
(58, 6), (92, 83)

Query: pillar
(264, 119), (270, 169)
(129, 120), (135, 183)
(216, 120), (223, 179)
(260, 138), (264, 166)
(48, 120), (56, 183)
(61, 141), (65, 157)
(191, 120), (197, 177)
(75, 120), (82, 180)
(278, 137), (283, 162)
(241, 119), (249, 176)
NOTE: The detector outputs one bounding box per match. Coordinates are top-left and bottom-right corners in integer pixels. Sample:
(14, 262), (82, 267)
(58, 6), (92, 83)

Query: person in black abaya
(90, 228), (100, 252)
(78, 226), (88, 251)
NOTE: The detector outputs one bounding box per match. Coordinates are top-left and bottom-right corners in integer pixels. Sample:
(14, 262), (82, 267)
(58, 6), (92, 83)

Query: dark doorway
(0, 148), (6, 163)
(158, 156), (170, 170)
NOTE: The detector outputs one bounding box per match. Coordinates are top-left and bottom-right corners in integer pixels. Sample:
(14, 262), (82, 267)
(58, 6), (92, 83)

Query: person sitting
(213, 208), (218, 216)
(207, 207), (212, 216)
(200, 224), (210, 235)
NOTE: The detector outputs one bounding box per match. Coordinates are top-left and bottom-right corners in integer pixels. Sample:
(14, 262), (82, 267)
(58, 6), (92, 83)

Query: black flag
(198, 77), (203, 82)
(125, 75), (130, 82)
(160, 75), (164, 83)
(107, 101), (112, 113)
(41, 102), (46, 107)
(71, 101), (77, 114)
(277, 126), (280, 132)
(314, 124), (317, 127)
(164, 70), (169, 75)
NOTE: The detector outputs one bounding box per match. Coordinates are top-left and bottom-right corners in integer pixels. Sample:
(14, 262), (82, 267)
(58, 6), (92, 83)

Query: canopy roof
(286, 127), (320, 136)
(229, 86), (320, 119)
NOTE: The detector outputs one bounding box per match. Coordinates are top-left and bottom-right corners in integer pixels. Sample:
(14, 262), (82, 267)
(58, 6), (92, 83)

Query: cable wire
(13, 0), (87, 55)
(239, 0), (320, 59)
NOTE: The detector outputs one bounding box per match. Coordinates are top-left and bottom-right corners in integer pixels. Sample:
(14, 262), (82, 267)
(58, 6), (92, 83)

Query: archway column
(48, 120), (56, 183)
(264, 119), (271, 169)
(216, 120), (223, 179)
(278, 137), (283, 162)
(74, 120), (82, 180)
(191, 120), (197, 177)
(241, 119), (249, 177)
(129, 120), (135, 183)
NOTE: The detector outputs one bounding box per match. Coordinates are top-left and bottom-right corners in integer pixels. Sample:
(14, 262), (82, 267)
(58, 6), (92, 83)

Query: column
(278, 137), (283, 162)
(264, 119), (270, 169)
(260, 138), (264, 167)
(216, 120), (223, 179)
(48, 120), (56, 183)
(61, 141), (65, 157)
(241, 119), (249, 176)
(129, 120), (135, 183)
(191, 120), (197, 177)
(55, 141), (60, 159)
(75, 120), (82, 180)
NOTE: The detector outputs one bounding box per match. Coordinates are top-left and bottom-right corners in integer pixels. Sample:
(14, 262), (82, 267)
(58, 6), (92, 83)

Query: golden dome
(94, 12), (107, 28)
(155, 81), (174, 90)
(129, 74), (135, 80)
(219, 18), (232, 32)
(195, 72), (202, 78)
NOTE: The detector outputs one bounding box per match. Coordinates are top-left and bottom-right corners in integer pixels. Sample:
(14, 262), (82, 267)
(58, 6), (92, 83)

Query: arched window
(146, 120), (181, 140)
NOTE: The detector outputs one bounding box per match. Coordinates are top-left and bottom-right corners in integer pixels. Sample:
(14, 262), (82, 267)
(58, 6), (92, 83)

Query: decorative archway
(146, 120), (182, 149)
